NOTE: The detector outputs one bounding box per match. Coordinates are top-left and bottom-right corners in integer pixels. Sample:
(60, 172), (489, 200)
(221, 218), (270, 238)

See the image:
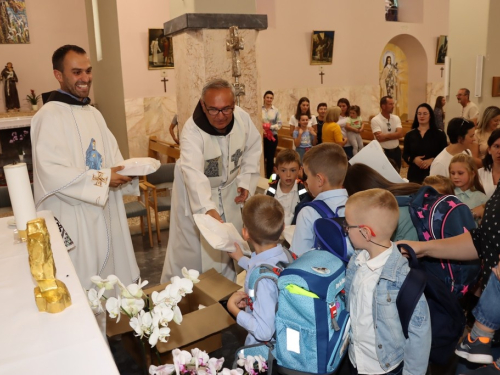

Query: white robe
(160, 106), (261, 283)
(31, 101), (140, 289)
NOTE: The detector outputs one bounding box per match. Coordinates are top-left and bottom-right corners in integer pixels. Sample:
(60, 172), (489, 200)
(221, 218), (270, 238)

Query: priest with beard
(160, 79), (261, 283)
(31, 45), (140, 291)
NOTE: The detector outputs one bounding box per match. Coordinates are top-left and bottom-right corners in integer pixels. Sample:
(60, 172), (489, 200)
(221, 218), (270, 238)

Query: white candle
(4, 163), (37, 231)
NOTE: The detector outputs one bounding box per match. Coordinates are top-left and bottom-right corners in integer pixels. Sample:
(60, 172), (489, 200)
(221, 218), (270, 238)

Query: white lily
(90, 274), (118, 290)
(171, 276), (194, 296)
(87, 288), (105, 313)
(149, 363), (175, 375)
(181, 267), (200, 283)
(105, 296), (122, 322)
(121, 297), (145, 316)
(172, 305), (183, 325)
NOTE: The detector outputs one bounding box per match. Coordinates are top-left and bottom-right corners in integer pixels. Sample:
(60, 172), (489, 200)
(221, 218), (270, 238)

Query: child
(346, 105), (364, 155)
(266, 149), (308, 225)
(449, 153), (488, 222)
(344, 189), (431, 374)
(422, 175), (455, 195)
(227, 195), (288, 345)
(293, 114), (317, 162)
(290, 143), (349, 256)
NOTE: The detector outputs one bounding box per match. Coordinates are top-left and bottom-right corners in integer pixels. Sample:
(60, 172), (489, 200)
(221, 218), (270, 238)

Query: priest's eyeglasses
(203, 102), (234, 116)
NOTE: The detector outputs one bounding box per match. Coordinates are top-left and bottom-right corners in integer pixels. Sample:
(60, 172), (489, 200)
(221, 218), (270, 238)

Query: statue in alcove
(1, 62), (20, 112)
(380, 55), (399, 103)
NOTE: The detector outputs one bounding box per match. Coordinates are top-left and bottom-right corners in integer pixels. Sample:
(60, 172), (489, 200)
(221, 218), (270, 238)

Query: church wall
(116, 0), (450, 157)
(0, 0), (92, 113)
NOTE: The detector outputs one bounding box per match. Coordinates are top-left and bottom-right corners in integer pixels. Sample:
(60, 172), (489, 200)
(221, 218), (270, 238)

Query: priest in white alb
(161, 79), (261, 283)
(31, 45), (140, 290)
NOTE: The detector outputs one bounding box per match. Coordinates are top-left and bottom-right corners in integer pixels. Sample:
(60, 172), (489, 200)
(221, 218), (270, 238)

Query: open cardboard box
(106, 269), (242, 362)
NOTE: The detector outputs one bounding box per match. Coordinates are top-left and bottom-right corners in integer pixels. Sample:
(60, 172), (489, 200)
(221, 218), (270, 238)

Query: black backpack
(396, 244), (466, 366)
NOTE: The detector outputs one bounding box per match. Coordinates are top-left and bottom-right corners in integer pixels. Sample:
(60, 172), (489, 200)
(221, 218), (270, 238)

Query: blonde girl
(449, 154), (487, 222)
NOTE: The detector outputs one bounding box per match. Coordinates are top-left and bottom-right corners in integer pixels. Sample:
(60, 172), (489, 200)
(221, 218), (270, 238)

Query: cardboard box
(106, 268), (241, 358)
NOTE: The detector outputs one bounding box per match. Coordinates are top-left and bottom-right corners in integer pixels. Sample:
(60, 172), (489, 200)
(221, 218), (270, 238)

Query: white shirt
(349, 247), (396, 374)
(370, 113), (402, 149)
(289, 114), (317, 128)
(478, 168), (497, 199)
(430, 149), (470, 178)
(462, 101), (479, 121)
(338, 116), (351, 147)
(274, 181), (301, 226)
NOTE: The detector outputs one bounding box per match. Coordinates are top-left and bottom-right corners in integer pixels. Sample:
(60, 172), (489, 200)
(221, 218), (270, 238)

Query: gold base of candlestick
(34, 280), (72, 313)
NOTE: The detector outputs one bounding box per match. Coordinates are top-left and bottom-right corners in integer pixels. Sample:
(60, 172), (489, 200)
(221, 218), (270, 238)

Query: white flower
(236, 352), (246, 367)
(243, 355), (255, 374)
(90, 275), (118, 290)
(129, 310), (153, 338)
(172, 305), (183, 325)
(149, 364), (175, 375)
(151, 290), (167, 306)
(191, 348), (209, 369)
(87, 288), (105, 313)
(121, 297), (145, 316)
(171, 276), (194, 296)
(207, 356), (224, 375)
(173, 349), (192, 375)
(149, 325), (171, 347)
(121, 278), (149, 298)
(181, 268), (200, 283)
(221, 368), (243, 375)
(105, 296), (122, 322)
(254, 355), (267, 372)
(153, 305), (174, 326)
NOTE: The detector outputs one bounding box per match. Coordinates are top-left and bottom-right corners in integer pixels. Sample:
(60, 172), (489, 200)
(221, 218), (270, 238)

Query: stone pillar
(164, 14), (267, 152)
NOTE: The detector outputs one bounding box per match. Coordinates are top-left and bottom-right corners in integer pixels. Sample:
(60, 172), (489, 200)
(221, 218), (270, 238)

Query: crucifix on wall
(160, 70), (168, 92)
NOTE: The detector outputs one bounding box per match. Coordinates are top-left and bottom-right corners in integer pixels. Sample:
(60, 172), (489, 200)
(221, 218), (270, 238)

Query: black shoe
(456, 334), (493, 364)
(466, 362), (500, 374)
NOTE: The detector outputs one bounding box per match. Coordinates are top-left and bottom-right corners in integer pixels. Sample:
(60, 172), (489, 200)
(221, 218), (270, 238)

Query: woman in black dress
(403, 103), (447, 183)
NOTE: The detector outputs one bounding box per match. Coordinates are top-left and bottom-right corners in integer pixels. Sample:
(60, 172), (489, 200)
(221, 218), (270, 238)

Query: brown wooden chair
(124, 182), (155, 247)
(148, 135), (180, 163)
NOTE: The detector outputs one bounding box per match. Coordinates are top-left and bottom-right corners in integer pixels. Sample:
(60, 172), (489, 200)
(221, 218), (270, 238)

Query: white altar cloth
(0, 211), (119, 375)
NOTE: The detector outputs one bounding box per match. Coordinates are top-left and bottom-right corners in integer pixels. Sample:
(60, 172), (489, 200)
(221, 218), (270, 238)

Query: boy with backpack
(266, 149), (309, 225)
(344, 189), (431, 374)
(227, 195), (288, 345)
(290, 143), (349, 256)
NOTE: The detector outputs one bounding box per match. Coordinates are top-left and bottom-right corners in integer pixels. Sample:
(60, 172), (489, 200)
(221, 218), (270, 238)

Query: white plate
(7, 218), (16, 227)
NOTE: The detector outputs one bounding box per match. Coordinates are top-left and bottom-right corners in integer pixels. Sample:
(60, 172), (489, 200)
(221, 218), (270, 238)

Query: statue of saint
(379, 55), (399, 102)
(1, 62), (20, 112)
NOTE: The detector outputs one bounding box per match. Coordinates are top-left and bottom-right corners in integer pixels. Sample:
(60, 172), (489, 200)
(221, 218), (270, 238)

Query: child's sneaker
(466, 362), (500, 374)
(455, 334), (493, 364)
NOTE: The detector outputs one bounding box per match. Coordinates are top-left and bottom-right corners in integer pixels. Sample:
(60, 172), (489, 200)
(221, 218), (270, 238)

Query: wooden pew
(148, 136), (180, 163)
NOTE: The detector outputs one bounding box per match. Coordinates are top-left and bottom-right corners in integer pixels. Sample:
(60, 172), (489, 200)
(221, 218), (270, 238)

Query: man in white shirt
(370, 96), (403, 171)
(457, 88), (479, 126)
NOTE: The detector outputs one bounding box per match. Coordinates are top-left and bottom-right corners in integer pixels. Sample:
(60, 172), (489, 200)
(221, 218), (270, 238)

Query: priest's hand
(110, 166), (132, 188)
(206, 209), (223, 222)
(235, 187), (249, 204)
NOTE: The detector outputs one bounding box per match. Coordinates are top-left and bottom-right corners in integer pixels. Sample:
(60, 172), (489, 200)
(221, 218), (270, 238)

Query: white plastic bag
(193, 213), (251, 255)
(115, 157), (161, 176)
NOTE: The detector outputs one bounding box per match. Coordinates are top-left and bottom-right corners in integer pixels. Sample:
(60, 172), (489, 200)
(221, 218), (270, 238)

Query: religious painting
(0, 0), (30, 44)
(435, 35), (447, 65)
(310, 31), (334, 65)
(148, 28), (174, 70)
(379, 44), (408, 119)
(492, 77), (500, 97)
(385, 0), (398, 22)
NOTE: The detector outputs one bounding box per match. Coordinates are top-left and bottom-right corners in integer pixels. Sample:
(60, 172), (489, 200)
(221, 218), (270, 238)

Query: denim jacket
(345, 244), (431, 375)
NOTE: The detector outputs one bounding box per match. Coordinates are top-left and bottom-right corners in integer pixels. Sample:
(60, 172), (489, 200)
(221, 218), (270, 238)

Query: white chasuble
(31, 101), (140, 289)
(161, 106), (261, 283)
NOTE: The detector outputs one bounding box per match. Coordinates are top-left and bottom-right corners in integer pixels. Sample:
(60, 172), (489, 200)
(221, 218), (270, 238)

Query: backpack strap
(304, 200), (336, 218)
(247, 264), (282, 305)
(396, 244), (427, 339)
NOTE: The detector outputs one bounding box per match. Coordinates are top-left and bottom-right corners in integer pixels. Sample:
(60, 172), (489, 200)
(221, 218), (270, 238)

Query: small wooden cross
(440, 67), (444, 78)
(319, 67), (325, 84)
(161, 77), (169, 92)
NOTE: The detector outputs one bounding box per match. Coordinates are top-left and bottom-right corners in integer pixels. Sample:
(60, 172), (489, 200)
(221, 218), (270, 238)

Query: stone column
(164, 14), (267, 159)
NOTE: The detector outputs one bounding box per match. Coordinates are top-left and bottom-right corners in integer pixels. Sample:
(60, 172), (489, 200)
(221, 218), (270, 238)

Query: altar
(0, 211), (119, 375)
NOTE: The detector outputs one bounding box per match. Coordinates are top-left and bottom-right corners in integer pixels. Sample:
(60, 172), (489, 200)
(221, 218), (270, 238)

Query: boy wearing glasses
(344, 189), (431, 375)
(371, 96), (404, 172)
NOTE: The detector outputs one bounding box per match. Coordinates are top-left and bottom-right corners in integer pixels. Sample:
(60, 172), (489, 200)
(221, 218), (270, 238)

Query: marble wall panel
(427, 81), (445, 110)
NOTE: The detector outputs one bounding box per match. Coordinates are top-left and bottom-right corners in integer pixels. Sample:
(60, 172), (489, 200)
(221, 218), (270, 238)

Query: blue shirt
(237, 244), (289, 345)
(292, 129), (313, 149)
(290, 189), (351, 256)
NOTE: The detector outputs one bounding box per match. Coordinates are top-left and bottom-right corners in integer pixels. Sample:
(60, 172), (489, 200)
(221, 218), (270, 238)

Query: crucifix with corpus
(319, 66), (325, 84)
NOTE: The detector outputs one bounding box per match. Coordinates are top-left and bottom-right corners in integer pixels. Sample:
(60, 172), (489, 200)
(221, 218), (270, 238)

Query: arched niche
(381, 34), (428, 121)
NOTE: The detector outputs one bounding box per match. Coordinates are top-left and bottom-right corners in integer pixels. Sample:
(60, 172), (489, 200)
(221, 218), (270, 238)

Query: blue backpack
(274, 250), (350, 374)
(397, 244), (466, 366)
(408, 186), (481, 297)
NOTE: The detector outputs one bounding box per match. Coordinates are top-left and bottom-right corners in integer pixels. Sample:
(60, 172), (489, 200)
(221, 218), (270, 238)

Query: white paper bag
(193, 214), (251, 255)
(115, 157), (161, 176)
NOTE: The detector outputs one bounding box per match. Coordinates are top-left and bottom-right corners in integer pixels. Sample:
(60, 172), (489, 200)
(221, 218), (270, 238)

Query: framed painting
(148, 28), (174, 70)
(310, 31), (334, 65)
(0, 0), (30, 44)
(492, 77), (500, 97)
(435, 35), (447, 65)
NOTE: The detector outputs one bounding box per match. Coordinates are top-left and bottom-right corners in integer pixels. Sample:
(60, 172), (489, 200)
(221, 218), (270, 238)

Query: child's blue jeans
(473, 270), (500, 330)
